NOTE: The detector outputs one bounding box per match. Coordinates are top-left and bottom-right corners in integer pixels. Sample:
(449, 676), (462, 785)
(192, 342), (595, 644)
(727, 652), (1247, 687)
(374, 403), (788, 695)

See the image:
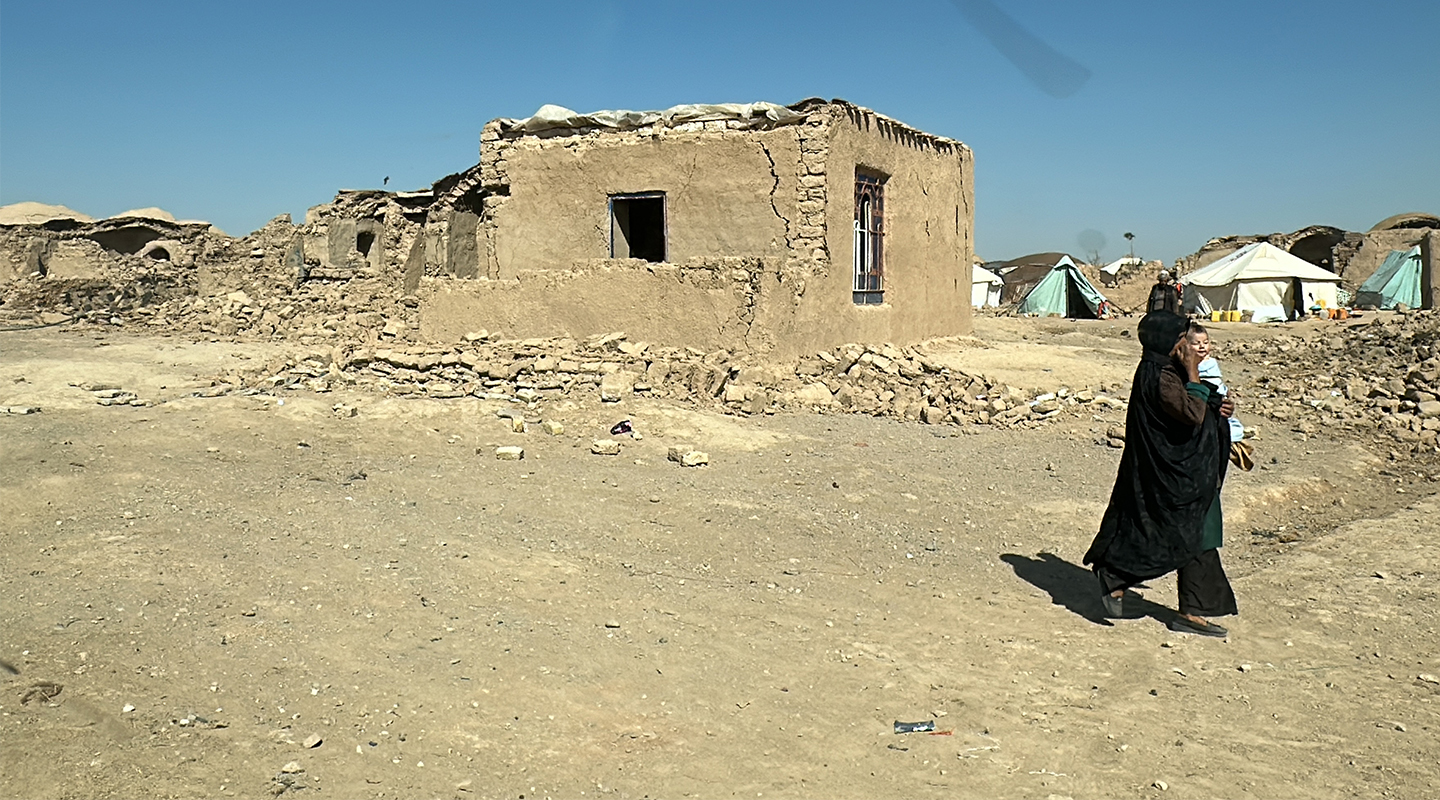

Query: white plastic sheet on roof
(1101, 256), (1141, 275)
(502, 102), (807, 134)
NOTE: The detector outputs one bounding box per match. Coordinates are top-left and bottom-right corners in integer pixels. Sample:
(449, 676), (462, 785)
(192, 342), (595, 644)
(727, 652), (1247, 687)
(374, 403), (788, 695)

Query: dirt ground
(2, 318), (1438, 800)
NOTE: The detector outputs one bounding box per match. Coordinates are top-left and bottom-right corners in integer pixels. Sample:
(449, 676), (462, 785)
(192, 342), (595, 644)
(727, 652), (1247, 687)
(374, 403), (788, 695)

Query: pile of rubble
(1226, 310), (1440, 451)
(198, 332), (1127, 430)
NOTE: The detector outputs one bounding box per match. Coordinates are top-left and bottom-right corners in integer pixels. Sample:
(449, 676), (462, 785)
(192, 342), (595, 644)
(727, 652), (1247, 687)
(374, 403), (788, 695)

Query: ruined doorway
(356, 230), (377, 257)
(610, 193), (666, 262)
(1289, 231), (1343, 272)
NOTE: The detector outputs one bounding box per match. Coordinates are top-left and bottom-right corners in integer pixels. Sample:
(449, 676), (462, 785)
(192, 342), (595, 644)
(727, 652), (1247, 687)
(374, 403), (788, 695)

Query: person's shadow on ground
(1001, 551), (1174, 626)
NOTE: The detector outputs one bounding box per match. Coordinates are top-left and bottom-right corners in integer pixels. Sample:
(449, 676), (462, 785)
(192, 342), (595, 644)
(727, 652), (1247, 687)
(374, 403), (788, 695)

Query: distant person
(1147, 271), (1182, 314)
(1085, 311), (1238, 637)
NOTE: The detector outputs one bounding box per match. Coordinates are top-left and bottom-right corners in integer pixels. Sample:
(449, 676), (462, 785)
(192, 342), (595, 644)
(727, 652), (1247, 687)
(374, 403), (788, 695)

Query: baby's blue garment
(1197, 357), (1245, 442)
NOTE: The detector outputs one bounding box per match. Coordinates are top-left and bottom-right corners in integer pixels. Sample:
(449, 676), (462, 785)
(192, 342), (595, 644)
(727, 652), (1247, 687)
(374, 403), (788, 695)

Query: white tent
(1182, 242), (1341, 322)
(972, 265), (1003, 307)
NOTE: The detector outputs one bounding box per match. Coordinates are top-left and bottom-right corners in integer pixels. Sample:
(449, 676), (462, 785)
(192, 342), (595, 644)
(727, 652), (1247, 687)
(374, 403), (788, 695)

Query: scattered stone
(591, 439), (622, 456)
(280, 761), (303, 774)
(122, 703), (136, 713)
(599, 373), (632, 403)
(1238, 664), (1252, 673)
(1153, 780), (1168, 791)
(667, 446), (709, 467)
(302, 734), (323, 749)
(3, 406), (41, 415)
(494, 445), (525, 460)
(541, 420), (564, 435)
(603, 619), (621, 629)
(1418, 673), (1439, 684)
(509, 417), (527, 433)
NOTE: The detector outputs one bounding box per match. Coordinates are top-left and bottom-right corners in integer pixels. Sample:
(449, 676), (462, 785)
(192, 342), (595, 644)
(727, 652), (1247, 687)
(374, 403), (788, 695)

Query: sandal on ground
(1167, 616), (1228, 638)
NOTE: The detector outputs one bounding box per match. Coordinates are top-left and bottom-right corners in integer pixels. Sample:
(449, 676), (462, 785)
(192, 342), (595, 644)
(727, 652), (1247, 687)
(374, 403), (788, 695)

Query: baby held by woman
(1187, 323), (1244, 443)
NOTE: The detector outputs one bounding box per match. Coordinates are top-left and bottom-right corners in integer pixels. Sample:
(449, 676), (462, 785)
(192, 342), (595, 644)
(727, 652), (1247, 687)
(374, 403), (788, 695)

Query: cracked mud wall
(422, 124), (803, 351)
(419, 258), (766, 348)
(758, 104), (973, 356)
(485, 127), (798, 278)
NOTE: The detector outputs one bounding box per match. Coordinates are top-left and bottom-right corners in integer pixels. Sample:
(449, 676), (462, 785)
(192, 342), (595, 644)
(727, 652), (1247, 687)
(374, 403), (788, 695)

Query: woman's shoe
(1101, 592), (1125, 618)
(1167, 616), (1228, 637)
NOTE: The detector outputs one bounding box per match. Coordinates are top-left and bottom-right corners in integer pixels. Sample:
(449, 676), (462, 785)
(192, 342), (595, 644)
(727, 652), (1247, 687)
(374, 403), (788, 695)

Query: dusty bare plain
(2, 318), (1438, 800)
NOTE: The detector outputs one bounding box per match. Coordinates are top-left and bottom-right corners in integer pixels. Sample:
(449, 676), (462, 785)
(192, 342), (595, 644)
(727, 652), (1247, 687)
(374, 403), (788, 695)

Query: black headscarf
(1084, 312), (1223, 581)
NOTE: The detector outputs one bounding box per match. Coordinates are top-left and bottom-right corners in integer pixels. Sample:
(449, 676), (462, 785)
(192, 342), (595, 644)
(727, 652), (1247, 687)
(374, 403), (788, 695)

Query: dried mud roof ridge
(0, 201), (95, 226)
(1370, 212), (1440, 232)
(791, 97), (968, 151)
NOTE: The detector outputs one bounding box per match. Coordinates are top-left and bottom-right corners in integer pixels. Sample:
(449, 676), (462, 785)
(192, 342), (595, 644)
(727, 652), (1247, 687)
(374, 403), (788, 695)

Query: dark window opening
(610, 193), (666, 262)
(853, 171), (886, 304)
(145, 247), (171, 261)
(455, 186), (487, 215)
(87, 226), (164, 255)
(1289, 231), (1343, 272)
(356, 231), (376, 257)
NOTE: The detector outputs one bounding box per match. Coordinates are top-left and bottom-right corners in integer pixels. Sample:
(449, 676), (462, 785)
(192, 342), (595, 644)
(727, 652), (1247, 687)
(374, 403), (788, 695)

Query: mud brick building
(417, 99), (974, 358)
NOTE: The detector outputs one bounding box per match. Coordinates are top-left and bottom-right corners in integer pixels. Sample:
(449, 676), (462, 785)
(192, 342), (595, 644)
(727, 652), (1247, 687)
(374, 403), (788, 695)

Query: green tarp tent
(1356, 246), (1423, 310)
(1015, 258), (1110, 318)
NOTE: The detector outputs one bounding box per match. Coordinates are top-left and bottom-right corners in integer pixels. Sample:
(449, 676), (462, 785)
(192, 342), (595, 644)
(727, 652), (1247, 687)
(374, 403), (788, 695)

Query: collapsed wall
(3, 99), (975, 359)
(0, 203), (421, 343)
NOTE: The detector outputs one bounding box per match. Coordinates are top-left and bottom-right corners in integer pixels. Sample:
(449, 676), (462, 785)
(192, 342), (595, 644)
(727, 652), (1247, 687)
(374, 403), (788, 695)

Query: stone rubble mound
(1225, 310), (1440, 452)
(198, 332), (1127, 431)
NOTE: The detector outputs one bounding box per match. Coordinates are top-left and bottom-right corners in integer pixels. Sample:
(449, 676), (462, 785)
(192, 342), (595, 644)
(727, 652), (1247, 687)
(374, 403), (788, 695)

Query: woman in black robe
(1085, 311), (1238, 637)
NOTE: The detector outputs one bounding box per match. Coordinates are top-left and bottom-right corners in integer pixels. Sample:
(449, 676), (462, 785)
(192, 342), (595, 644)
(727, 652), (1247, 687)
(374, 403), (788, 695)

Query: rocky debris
(591, 439), (622, 456)
(2, 405), (40, 414)
(1225, 311), (1440, 454)
(541, 420), (564, 436)
(668, 446), (710, 467)
(494, 446), (524, 461)
(189, 333), (1126, 436)
(270, 761), (306, 796)
(70, 382), (147, 407)
(2, 213), (419, 344)
(19, 681), (63, 704)
(91, 387), (144, 407)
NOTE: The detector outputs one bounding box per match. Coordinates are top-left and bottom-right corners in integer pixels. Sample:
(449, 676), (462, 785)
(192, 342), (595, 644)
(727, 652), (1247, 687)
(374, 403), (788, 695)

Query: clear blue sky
(2, 1), (1437, 264)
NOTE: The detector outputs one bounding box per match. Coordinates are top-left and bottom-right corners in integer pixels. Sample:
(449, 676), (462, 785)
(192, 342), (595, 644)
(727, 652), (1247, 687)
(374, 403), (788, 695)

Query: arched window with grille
(853, 171), (885, 304)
